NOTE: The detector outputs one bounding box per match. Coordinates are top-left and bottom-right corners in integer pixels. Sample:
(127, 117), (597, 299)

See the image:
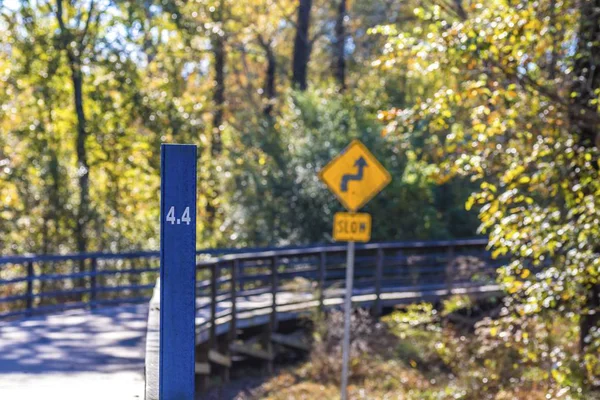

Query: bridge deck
(144, 281), (501, 400)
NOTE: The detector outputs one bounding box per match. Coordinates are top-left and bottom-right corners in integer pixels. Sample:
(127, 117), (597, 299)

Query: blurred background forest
(0, 0), (482, 257)
(1, 0), (600, 396)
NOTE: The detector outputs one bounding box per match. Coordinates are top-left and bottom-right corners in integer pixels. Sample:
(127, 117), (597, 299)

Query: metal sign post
(159, 144), (197, 400)
(340, 240), (355, 400)
(318, 139), (391, 400)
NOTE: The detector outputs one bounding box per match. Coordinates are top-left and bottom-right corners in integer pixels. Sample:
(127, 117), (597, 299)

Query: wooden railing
(190, 238), (497, 340)
(0, 243), (337, 319)
(0, 238), (500, 322)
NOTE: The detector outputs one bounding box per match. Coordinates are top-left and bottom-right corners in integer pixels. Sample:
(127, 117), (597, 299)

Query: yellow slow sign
(333, 212), (371, 242)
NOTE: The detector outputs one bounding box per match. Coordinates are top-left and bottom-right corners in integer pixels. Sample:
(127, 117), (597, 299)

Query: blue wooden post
(159, 144), (197, 400)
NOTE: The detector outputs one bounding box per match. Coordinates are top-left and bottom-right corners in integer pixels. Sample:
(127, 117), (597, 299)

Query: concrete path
(0, 304), (148, 400)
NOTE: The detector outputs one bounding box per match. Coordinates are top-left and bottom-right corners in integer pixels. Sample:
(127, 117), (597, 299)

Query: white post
(340, 241), (355, 400)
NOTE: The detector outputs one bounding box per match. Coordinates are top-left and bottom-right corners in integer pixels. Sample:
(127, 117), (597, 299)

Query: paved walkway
(0, 304), (148, 400)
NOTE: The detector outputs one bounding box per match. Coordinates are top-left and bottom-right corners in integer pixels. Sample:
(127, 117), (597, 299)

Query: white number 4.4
(166, 206), (191, 225)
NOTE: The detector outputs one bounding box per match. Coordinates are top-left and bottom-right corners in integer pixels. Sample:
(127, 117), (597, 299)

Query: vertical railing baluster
(267, 256), (279, 373)
(196, 262), (214, 393)
(210, 262), (218, 350)
(230, 259), (238, 342)
(78, 258), (85, 303)
(446, 246), (454, 295)
(271, 256), (278, 327)
(318, 251), (326, 313)
(373, 248), (384, 317)
(222, 259), (238, 382)
(26, 261), (34, 316)
(238, 261), (245, 292)
(90, 257), (97, 309)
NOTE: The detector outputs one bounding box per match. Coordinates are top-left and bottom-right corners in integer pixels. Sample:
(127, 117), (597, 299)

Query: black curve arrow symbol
(340, 157), (368, 192)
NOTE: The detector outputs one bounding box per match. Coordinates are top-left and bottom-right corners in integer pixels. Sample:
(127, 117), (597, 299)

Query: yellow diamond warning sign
(333, 212), (371, 242)
(319, 140), (391, 212)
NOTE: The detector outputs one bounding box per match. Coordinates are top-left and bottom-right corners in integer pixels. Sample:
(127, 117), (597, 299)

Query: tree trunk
(570, 0), (600, 354)
(548, 0), (558, 80)
(212, 33), (225, 157)
(571, 0), (600, 149)
(333, 0), (346, 90)
(55, 0), (90, 257)
(68, 56), (91, 297)
(70, 59), (90, 256)
(292, 0), (312, 91)
(580, 284), (600, 352)
(454, 0), (467, 20)
(205, 0), (227, 238)
(263, 44), (276, 117)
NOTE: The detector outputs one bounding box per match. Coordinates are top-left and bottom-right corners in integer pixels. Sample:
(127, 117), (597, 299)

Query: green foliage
(384, 304), (596, 399)
(377, 0), (600, 387)
(227, 87), (479, 245)
(442, 294), (473, 316)
(0, 0), (478, 254)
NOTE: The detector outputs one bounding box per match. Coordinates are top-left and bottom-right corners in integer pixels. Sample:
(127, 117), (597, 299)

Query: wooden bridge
(144, 239), (500, 399)
(0, 238), (502, 399)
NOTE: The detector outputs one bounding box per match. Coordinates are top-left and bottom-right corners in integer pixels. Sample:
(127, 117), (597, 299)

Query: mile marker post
(159, 144), (197, 400)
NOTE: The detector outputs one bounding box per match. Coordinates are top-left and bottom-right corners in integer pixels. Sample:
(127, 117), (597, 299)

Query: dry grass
(231, 299), (600, 400)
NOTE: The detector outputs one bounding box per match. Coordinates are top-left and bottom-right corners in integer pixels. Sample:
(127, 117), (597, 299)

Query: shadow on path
(0, 304), (148, 376)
